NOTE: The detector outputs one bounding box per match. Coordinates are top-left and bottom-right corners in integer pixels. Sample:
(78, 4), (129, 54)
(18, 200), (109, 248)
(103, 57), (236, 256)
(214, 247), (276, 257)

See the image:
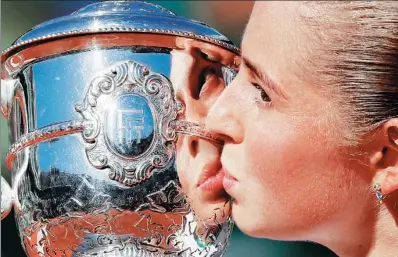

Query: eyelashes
(253, 83), (271, 103)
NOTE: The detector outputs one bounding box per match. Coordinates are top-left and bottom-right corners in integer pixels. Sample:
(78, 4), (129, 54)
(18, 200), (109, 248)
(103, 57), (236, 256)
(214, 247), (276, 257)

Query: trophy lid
(2, 1), (239, 57)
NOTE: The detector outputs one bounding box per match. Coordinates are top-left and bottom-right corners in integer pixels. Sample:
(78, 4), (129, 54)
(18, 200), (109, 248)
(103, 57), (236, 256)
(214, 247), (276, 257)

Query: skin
(170, 38), (234, 225)
(205, 2), (398, 257)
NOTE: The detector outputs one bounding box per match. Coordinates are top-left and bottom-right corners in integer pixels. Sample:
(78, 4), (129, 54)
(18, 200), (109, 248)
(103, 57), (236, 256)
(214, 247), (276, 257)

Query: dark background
(1, 1), (337, 257)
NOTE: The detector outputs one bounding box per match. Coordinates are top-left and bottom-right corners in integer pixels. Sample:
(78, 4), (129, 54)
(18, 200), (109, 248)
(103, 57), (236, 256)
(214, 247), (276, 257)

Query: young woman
(206, 2), (398, 257)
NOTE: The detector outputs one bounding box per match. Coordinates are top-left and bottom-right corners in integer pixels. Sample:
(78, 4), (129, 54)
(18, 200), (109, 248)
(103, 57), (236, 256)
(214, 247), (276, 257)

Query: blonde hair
(301, 1), (398, 145)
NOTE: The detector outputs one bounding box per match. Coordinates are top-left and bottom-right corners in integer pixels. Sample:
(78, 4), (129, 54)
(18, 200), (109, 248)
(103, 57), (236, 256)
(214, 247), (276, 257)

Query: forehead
(241, 2), (315, 86)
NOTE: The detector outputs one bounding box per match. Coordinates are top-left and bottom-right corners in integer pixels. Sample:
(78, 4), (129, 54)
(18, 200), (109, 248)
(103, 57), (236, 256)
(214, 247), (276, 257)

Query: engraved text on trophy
(105, 94), (155, 158)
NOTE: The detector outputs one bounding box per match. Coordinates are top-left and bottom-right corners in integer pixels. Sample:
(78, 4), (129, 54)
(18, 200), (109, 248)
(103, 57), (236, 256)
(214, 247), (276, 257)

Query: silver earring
(374, 183), (385, 204)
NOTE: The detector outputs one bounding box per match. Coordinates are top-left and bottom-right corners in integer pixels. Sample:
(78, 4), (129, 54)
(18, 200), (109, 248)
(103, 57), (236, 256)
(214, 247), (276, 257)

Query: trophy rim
(1, 1), (240, 62)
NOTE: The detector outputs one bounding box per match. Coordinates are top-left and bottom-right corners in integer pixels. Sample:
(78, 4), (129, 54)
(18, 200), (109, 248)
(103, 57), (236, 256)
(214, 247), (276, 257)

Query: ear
(368, 118), (398, 195)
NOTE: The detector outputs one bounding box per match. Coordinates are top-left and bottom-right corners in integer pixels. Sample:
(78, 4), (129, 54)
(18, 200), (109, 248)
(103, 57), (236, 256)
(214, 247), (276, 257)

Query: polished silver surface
(1, 176), (13, 219)
(1, 1), (239, 257)
(2, 1), (238, 57)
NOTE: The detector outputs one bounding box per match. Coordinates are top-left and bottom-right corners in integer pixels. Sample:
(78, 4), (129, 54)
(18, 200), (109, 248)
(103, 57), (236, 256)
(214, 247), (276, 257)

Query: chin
(231, 203), (267, 238)
(234, 219), (266, 239)
(232, 204), (295, 240)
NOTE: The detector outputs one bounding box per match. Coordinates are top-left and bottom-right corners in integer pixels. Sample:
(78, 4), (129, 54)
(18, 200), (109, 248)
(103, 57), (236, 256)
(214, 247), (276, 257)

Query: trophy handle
(1, 78), (17, 119)
(1, 176), (13, 220)
(1, 78), (27, 129)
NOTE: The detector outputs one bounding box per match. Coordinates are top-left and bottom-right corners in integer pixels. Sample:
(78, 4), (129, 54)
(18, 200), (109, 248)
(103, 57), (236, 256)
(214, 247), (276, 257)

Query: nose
(205, 77), (244, 144)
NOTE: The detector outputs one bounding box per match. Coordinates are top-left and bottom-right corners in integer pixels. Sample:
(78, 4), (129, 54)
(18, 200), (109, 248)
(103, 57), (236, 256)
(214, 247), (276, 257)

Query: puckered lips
(221, 167), (238, 194)
(197, 160), (227, 200)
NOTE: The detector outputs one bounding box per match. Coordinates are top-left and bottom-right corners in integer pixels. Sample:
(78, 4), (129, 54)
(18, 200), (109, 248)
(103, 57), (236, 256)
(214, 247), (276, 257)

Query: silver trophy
(1, 1), (240, 256)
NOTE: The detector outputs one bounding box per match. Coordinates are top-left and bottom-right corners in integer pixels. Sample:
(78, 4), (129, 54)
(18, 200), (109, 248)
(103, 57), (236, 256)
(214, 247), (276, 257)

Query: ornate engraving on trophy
(75, 61), (179, 187)
(135, 180), (190, 214)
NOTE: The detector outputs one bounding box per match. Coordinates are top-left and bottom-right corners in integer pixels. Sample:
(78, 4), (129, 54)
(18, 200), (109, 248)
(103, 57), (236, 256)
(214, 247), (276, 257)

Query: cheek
(246, 115), (304, 184)
(242, 113), (350, 221)
(175, 141), (191, 192)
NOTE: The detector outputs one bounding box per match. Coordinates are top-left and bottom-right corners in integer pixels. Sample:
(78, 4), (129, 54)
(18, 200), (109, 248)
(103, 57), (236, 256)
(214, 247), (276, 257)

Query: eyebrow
(241, 56), (288, 100)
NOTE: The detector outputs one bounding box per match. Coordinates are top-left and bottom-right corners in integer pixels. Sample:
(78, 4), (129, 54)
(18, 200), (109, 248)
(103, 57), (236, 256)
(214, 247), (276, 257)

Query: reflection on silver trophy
(1, 1), (239, 257)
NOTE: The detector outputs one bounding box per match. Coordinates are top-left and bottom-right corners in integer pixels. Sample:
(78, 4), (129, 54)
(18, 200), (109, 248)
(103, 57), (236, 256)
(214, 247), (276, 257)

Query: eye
(196, 66), (219, 98)
(253, 83), (271, 102)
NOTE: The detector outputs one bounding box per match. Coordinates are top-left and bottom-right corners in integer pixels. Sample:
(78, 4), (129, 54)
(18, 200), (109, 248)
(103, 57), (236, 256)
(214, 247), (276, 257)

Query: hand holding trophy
(1, 1), (239, 256)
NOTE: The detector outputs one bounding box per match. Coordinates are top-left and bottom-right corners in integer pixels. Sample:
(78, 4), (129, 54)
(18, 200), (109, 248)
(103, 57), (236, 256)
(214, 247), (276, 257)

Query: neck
(366, 206), (398, 257)
(310, 195), (398, 257)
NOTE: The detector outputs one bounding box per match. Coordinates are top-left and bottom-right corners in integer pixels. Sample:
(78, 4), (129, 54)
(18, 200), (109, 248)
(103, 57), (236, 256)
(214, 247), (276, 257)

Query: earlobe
(374, 167), (398, 195)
